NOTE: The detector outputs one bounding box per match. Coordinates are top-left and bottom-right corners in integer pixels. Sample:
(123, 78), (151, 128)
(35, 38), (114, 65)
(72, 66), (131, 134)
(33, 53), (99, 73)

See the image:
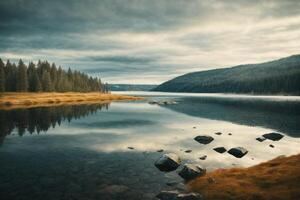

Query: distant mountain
(153, 55), (300, 95)
(108, 84), (157, 91)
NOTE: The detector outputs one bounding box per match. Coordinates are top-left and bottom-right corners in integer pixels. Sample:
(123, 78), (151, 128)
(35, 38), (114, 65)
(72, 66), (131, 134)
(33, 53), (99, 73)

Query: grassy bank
(0, 92), (142, 110)
(188, 154), (300, 200)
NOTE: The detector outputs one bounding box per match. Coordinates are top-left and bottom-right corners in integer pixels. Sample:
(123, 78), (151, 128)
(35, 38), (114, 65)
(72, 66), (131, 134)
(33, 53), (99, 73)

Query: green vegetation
(108, 84), (157, 91)
(154, 55), (300, 95)
(0, 58), (108, 93)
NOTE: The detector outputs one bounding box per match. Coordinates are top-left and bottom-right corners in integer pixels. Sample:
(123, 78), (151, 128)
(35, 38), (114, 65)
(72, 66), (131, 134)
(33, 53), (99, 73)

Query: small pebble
(127, 147), (134, 150)
(185, 150), (192, 153)
(199, 155), (207, 160)
(269, 144), (275, 148)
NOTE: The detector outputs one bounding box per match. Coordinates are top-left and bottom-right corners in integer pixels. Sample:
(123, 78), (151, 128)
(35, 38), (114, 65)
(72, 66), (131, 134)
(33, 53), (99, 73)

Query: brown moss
(0, 92), (143, 110)
(188, 154), (300, 200)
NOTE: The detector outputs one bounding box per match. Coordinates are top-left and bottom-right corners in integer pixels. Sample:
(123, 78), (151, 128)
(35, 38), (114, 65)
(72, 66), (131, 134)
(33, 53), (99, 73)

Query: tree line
(0, 58), (108, 93)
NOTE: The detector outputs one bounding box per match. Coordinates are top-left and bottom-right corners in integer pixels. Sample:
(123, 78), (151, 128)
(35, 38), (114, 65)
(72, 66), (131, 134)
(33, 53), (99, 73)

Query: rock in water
(269, 144), (275, 148)
(214, 132), (222, 135)
(156, 190), (179, 200)
(213, 147), (227, 153)
(228, 147), (248, 158)
(185, 149), (192, 153)
(194, 135), (214, 144)
(148, 100), (158, 105)
(155, 153), (181, 172)
(156, 191), (203, 200)
(199, 155), (207, 160)
(177, 193), (203, 200)
(262, 132), (284, 141)
(178, 164), (206, 180)
(256, 137), (266, 142)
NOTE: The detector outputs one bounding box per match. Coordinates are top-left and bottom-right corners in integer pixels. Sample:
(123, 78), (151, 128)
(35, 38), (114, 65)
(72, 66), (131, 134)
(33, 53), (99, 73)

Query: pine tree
(0, 58), (106, 93)
(31, 70), (42, 92)
(41, 71), (52, 92)
(50, 63), (57, 91)
(28, 62), (36, 92)
(16, 59), (28, 92)
(5, 61), (17, 91)
(0, 59), (5, 92)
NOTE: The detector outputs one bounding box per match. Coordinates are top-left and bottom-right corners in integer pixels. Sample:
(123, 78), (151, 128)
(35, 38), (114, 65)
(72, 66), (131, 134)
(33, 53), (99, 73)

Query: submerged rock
(156, 190), (179, 200)
(256, 137), (266, 142)
(185, 150), (192, 153)
(148, 100), (158, 105)
(127, 147), (134, 150)
(177, 193), (203, 200)
(156, 191), (203, 200)
(228, 147), (248, 158)
(199, 155), (207, 160)
(213, 147), (227, 153)
(100, 184), (129, 194)
(194, 135), (214, 144)
(262, 132), (284, 141)
(157, 149), (164, 152)
(214, 132), (222, 135)
(178, 164), (206, 181)
(155, 153), (181, 172)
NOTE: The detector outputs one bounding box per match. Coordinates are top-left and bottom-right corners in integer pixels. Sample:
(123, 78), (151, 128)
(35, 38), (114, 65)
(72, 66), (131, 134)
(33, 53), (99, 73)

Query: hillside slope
(153, 55), (300, 94)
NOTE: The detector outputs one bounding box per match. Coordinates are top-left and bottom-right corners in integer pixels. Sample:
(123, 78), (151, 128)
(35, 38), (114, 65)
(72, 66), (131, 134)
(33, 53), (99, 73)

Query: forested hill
(108, 84), (157, 91)
(0, 59), (108, 93)
(153, 55), (300, 95)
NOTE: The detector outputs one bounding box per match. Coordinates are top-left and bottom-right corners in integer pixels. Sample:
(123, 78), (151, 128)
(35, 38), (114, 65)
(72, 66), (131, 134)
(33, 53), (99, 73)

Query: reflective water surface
(1, 92), (300, 200)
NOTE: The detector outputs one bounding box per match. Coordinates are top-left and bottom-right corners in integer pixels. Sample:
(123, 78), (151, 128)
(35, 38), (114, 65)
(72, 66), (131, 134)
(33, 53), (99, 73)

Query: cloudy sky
(0, 0), (300, 84)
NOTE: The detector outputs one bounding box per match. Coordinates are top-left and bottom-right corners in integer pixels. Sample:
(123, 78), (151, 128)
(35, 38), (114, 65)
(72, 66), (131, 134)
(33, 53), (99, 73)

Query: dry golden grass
(188, 154), (300, 200)
(0, 92), (142, 110)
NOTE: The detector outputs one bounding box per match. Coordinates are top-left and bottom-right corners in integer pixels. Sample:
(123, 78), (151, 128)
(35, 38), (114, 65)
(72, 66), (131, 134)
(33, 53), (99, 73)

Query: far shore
(0, 92), (142, 110)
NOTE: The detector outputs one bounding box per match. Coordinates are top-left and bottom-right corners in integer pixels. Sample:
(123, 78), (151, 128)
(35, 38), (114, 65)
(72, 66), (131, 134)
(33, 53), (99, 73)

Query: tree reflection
(0, 103), (110, 144)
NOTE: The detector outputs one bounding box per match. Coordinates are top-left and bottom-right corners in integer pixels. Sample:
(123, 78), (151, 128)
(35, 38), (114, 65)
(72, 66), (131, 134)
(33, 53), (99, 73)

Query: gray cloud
(0, 0), (300, 83)
(87, 55), (154, 64)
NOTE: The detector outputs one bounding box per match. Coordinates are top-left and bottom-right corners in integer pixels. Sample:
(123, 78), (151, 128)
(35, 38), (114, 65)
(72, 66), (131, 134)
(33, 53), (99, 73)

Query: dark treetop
(0, 59), (108, 93)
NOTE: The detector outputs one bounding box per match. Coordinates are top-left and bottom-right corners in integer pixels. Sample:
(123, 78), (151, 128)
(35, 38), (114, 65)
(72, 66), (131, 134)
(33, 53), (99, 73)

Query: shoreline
(0, 92), (143, 110)
(187, 154), (300, 200)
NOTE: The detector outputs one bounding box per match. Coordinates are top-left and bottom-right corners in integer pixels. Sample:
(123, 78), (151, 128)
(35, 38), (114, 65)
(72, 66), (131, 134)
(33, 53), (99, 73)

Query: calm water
(1, 92), (300, 200)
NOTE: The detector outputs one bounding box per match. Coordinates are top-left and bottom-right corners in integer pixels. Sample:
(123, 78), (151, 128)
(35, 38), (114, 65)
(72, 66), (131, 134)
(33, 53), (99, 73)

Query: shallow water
(1, 92), (300, 200)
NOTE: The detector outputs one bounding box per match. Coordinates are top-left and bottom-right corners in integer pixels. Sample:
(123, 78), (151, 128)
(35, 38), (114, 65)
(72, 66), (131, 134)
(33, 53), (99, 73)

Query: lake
(1, 92), (300, 200)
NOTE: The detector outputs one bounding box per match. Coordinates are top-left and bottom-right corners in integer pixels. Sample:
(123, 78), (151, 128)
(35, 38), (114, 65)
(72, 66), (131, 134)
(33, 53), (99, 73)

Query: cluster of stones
(154, 153), (205, 200)
(154, 132), (284, 199)
(194, 134), (249, 158)
(256, 132), (284, 148)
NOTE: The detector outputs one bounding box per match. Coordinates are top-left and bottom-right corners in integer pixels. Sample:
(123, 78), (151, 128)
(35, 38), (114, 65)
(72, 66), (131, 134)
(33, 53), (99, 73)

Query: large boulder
(194, 135), (214, 144)
(213, 147), (227, 153)
(228, 147), (248, 158)
(155, 153), (181, 172)
(178, 164), (206, 180)
(262, 132), (284, 141)
(156, 191), (203, 200)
